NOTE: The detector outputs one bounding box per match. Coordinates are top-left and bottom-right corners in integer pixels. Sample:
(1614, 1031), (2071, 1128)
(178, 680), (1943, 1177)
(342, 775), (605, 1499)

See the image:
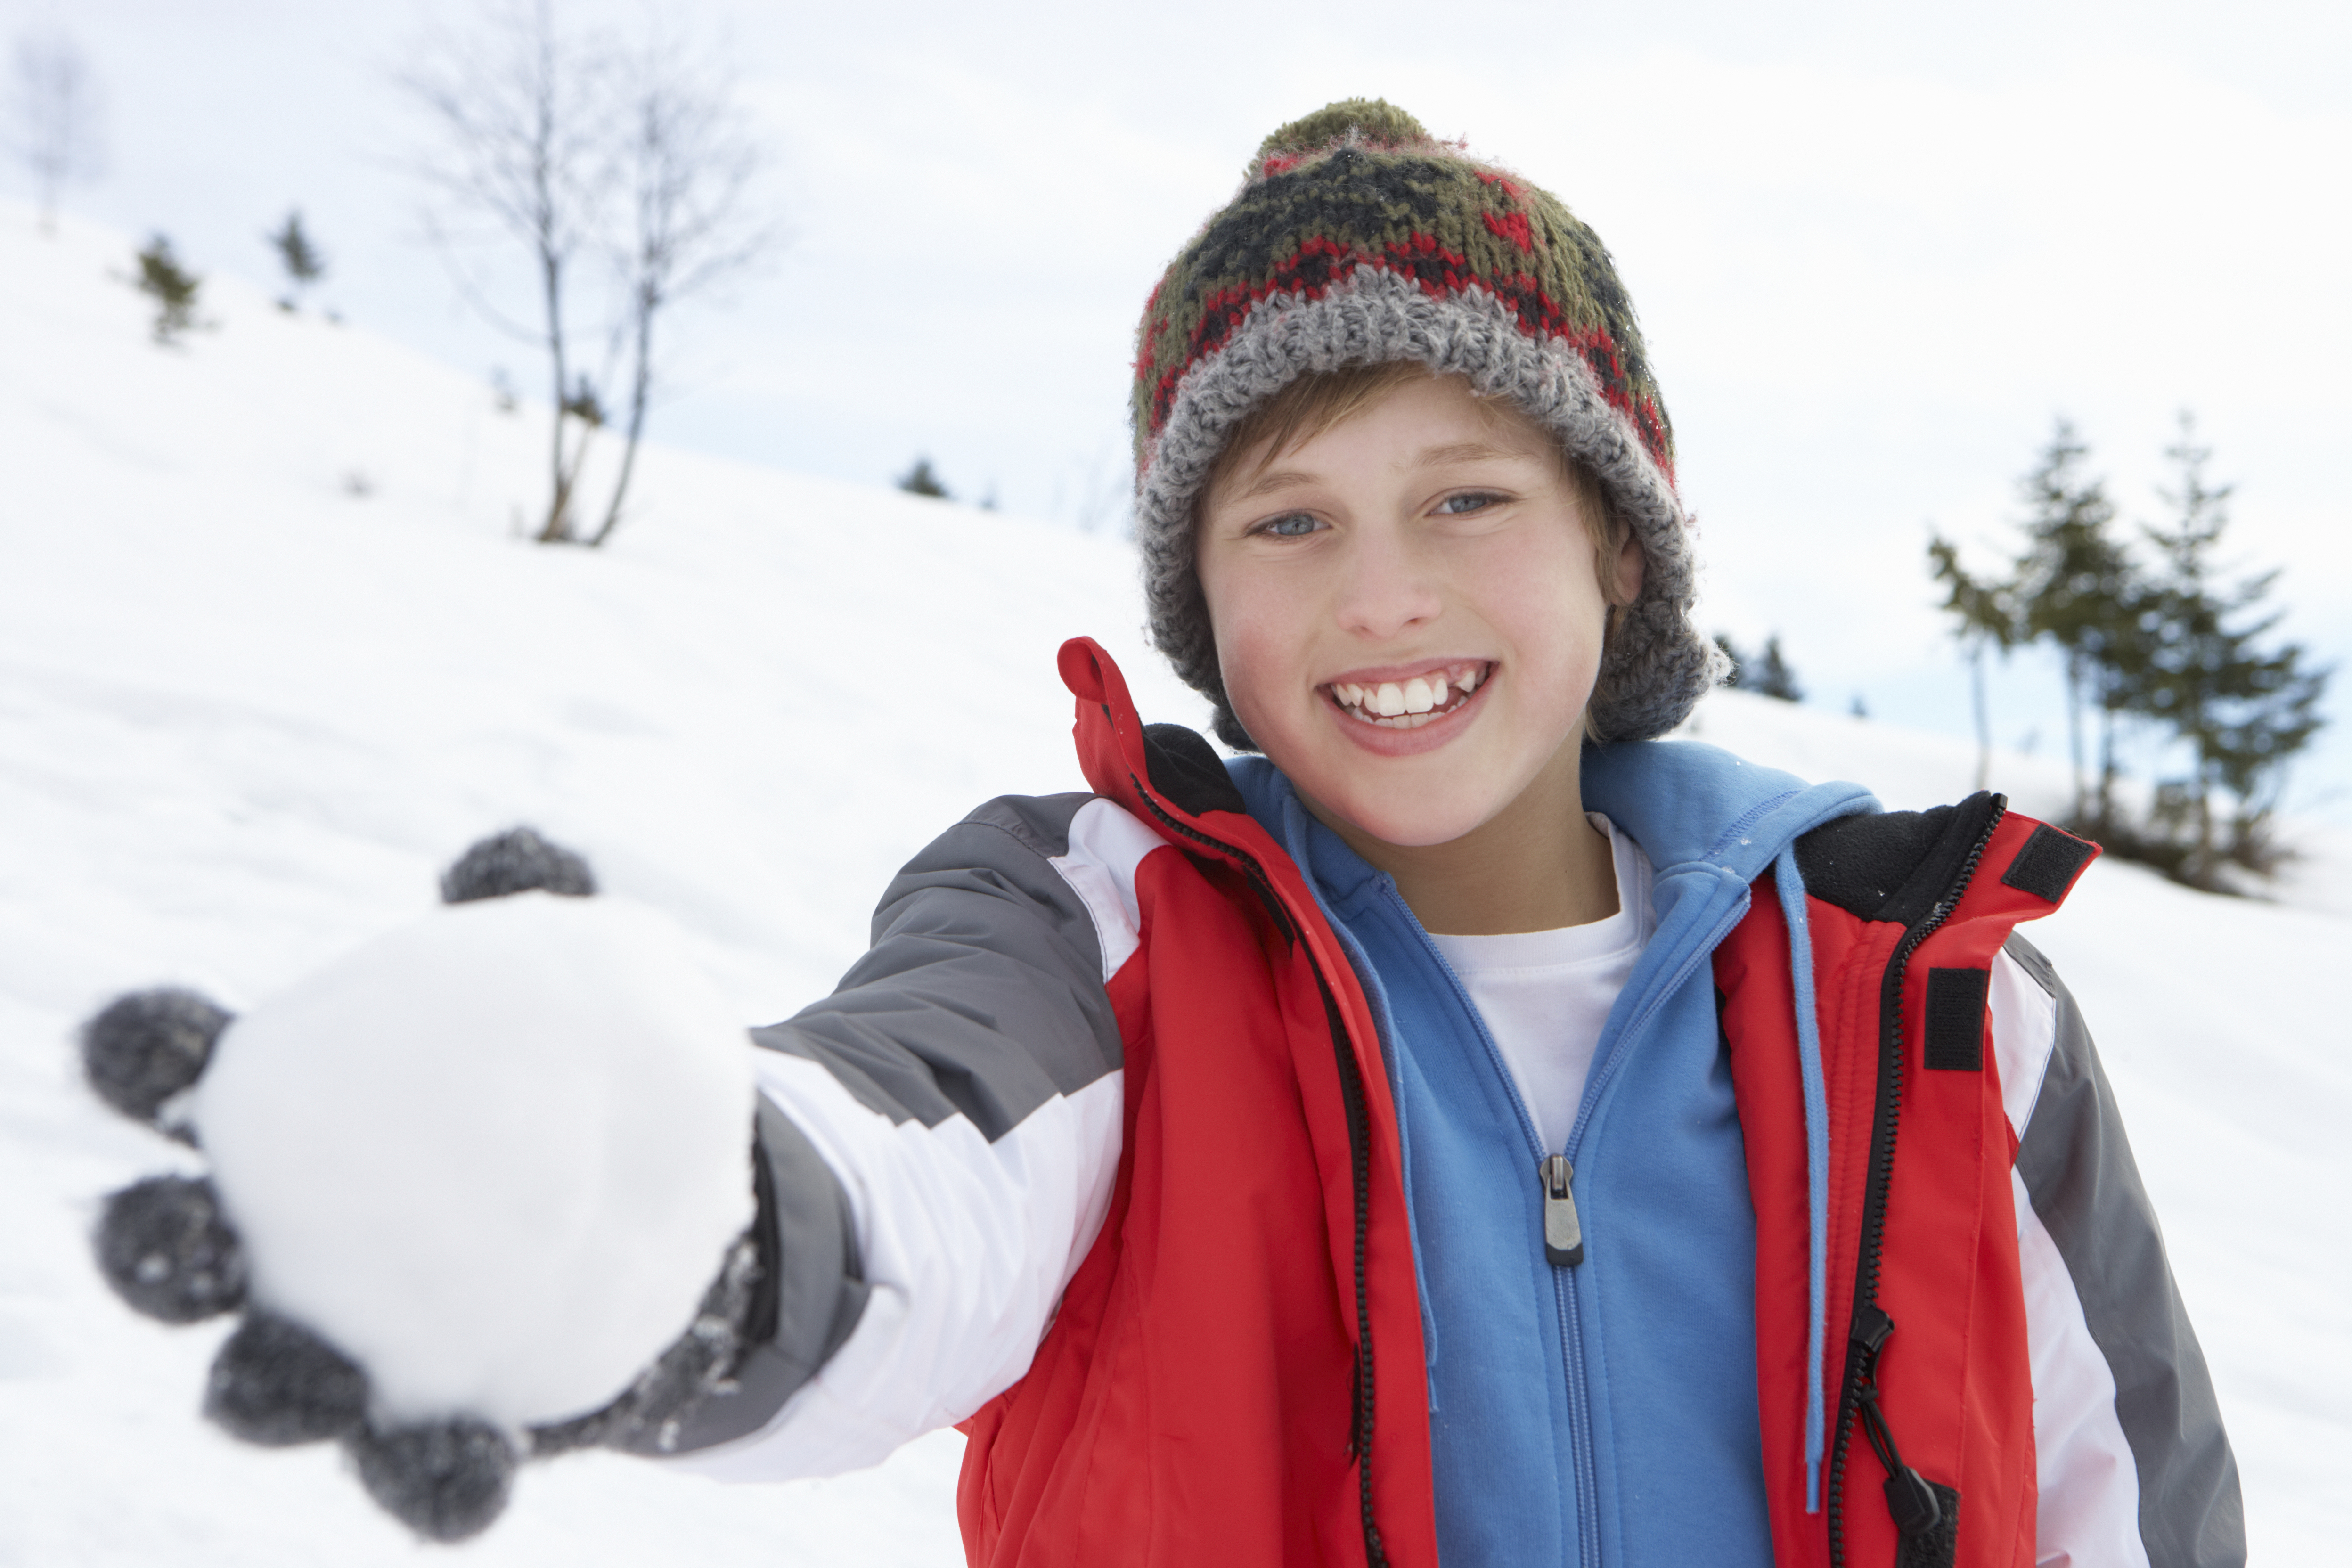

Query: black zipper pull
(1849, 1304), (1944, 1541)
(1539, 1154), (1584, 1267)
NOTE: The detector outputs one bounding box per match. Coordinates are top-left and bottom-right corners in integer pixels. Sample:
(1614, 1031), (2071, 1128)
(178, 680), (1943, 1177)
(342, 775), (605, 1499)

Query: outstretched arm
(83, 796), (1160, 1536)
(654, 791), (1149, 1476)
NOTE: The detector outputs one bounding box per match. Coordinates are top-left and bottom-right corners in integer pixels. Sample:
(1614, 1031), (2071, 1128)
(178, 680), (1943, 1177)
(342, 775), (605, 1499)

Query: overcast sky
(8, 0), (2351, 817)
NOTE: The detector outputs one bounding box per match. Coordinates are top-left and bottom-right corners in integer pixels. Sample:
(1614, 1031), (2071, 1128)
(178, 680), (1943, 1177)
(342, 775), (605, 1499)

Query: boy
(91, 101), (2240, 1567)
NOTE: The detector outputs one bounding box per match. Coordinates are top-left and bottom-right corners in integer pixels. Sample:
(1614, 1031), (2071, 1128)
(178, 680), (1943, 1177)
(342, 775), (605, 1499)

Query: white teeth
(1330, 667), (1488, 723)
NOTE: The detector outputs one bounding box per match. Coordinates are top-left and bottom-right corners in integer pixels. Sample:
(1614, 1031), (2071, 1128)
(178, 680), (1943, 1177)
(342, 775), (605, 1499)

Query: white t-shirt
(1426, 815), (1656, 1154)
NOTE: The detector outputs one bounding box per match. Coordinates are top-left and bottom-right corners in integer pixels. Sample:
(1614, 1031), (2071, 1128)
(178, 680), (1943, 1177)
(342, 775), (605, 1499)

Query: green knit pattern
(1130, 100), (1673, 481)
(1127, 101), (1723, 750)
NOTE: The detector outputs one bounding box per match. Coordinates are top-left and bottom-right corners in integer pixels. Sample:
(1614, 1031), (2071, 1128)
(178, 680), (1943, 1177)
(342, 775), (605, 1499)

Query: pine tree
(2010, 420), (2133, 822)
(897, 457), (950, 500)
(2136, 415), (2328, 887)
(1750, 636), (1803, 702)
(267, 209), (326, 310)
(1712, 633), (1802, 702)
(1926, 532), (2020, 790)
(132, 234), (202, 343)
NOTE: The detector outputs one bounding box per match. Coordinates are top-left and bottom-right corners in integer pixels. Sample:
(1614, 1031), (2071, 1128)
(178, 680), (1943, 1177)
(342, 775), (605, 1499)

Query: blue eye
(1439, 491), (1500, 515)
(1257, 512), (1322, 538)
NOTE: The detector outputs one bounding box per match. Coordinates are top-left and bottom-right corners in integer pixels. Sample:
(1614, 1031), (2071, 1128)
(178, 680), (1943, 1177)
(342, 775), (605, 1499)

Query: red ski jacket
(665, 640), (2240, 1568)
(956, 642), (2086, 1568)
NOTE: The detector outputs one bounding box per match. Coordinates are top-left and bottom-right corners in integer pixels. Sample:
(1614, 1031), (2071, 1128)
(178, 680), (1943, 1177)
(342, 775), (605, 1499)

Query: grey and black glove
(84, 830), (767, 1542)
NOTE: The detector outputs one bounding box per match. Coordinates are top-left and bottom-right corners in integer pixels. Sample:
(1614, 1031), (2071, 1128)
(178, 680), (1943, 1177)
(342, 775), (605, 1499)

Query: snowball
(193, 892), (755, 1429)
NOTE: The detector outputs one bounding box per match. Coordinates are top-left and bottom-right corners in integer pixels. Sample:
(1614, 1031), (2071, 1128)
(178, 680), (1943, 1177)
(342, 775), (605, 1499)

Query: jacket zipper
(1391, 896), (1597, 1568)
(1402, 871), (1758, 1568)
(1825, 798), (2005, 1567)
(1550, 891), (1753, 1568)
(1539, 1156), (1584, 1266)
(1119, 770), (1390, 1568)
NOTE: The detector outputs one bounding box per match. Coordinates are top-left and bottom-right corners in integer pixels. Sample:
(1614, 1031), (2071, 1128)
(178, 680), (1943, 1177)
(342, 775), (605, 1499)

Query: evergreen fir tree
(266, 209), (326, 310)
(2010, 420), (2133, 822)
(1927, 531), (2021, 790)
(2136, 414), (2327, 887)
(1711, 633), (1802, 702)
(132, 234), (202, 343)
(897, 457), (950, 499)
(1750, 636), (1803, 702)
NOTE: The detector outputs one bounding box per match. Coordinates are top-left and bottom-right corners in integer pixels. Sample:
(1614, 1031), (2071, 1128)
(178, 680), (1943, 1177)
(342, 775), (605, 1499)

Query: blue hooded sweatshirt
(1231, 739), (1875, 1568)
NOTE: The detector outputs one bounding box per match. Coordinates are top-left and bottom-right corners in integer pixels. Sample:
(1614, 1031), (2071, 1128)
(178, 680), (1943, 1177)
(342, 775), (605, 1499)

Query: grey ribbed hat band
(1135, 270), (1725, 751)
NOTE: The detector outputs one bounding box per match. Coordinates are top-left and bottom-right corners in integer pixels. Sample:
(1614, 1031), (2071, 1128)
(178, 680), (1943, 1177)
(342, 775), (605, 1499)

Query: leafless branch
(588, 33), (781, 547)
(397, 3), (780, 549)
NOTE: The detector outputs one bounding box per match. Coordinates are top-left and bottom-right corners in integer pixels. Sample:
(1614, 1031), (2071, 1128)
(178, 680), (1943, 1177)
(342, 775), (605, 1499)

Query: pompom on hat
(1130, 99), (1725, 749)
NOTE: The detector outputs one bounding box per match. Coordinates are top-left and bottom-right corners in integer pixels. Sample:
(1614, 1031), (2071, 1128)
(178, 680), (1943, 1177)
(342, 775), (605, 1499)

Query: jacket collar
(1225, 737), (1881, 921)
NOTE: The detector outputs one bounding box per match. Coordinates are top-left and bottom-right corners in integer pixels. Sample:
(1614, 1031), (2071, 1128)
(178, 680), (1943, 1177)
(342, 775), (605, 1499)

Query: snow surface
(196, 893), (757, 1429)
(3, 204), (2347, 1563)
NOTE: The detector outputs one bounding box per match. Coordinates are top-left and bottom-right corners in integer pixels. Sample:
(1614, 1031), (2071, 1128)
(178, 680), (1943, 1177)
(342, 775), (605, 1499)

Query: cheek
(1198, 560), (1295, 727)
(1483, 532), (1609, 662)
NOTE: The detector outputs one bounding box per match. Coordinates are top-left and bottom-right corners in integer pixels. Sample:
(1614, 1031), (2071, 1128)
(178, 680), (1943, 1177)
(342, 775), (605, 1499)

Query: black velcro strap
(1895, 1480), (1960, 1568)
(1142, 723), (1247, 817)
(1923, 967), (1989, 1071)
(1999, 823), (2094, 903)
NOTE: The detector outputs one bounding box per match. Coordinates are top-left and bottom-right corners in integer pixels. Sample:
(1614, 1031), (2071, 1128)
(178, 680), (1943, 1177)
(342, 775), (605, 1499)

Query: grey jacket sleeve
(2003, 933), (2246, 1568)
(652, 792), (1153, 1475)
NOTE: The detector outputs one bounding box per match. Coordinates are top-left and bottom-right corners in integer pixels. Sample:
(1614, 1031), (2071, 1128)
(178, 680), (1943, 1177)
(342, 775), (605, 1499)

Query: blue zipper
(1379, 885), (1601, 1561)
(1386, 866), (1753, 1568)
(1386, 879), (1742, 1568)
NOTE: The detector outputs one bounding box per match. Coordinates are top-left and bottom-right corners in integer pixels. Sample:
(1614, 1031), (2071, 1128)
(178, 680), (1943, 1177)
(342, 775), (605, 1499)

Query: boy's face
(1197, 375), (1640, 850)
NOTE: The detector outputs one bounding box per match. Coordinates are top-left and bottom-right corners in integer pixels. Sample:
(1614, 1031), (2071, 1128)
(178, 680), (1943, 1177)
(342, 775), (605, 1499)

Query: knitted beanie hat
(1131, 99), (1724, 750)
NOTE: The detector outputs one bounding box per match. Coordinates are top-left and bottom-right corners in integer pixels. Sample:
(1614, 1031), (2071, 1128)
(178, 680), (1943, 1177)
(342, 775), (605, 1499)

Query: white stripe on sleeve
(1047, 797), (1168, 981)
(662, 1051), (1124, 1481)
(1993, 947), (2150, 1568)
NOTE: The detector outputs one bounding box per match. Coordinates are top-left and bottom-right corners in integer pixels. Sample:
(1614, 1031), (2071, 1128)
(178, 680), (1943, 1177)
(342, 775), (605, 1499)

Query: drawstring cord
(1773, 844), (1830, 1513)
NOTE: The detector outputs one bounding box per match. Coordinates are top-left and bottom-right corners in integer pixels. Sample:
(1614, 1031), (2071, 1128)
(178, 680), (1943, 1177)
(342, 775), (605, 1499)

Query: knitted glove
(83, 830), (761, 1542)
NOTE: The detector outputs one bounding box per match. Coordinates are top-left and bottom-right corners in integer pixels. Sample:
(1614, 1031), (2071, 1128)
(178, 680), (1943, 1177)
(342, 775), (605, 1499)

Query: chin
(1317, 779), (1497, 850)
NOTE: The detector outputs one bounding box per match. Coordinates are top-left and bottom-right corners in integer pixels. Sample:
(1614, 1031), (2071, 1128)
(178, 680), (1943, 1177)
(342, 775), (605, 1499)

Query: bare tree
(8, 28), (106, 233)
(399, 1), (612, 543)
(398, 3), (776, 548)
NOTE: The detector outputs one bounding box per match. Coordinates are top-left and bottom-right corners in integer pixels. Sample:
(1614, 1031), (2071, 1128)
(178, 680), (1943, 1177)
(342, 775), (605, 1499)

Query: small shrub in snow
(131, 234), (204, 343)
(897, 456), (950, 499)
(265, 208), (326, 312)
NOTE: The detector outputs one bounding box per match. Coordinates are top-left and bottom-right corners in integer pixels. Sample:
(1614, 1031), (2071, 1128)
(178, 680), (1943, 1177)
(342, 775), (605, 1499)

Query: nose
(1331, 523), (1443, 642)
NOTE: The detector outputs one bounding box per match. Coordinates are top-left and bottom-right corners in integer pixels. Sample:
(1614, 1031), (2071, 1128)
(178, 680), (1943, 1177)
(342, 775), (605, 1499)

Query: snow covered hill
(3, 206), (2346, 1564)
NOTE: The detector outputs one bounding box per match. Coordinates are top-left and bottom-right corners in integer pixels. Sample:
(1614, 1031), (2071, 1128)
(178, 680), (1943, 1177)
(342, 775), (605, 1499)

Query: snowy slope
(3, 206), (2346, 1564)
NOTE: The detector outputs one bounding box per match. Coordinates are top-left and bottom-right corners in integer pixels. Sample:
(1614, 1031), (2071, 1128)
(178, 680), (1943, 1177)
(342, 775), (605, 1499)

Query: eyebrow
(1227, 440), (1537, 503)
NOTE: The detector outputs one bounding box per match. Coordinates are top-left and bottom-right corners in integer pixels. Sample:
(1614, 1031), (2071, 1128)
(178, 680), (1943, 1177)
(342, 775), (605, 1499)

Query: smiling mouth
(1324, 662), (1492, 729)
